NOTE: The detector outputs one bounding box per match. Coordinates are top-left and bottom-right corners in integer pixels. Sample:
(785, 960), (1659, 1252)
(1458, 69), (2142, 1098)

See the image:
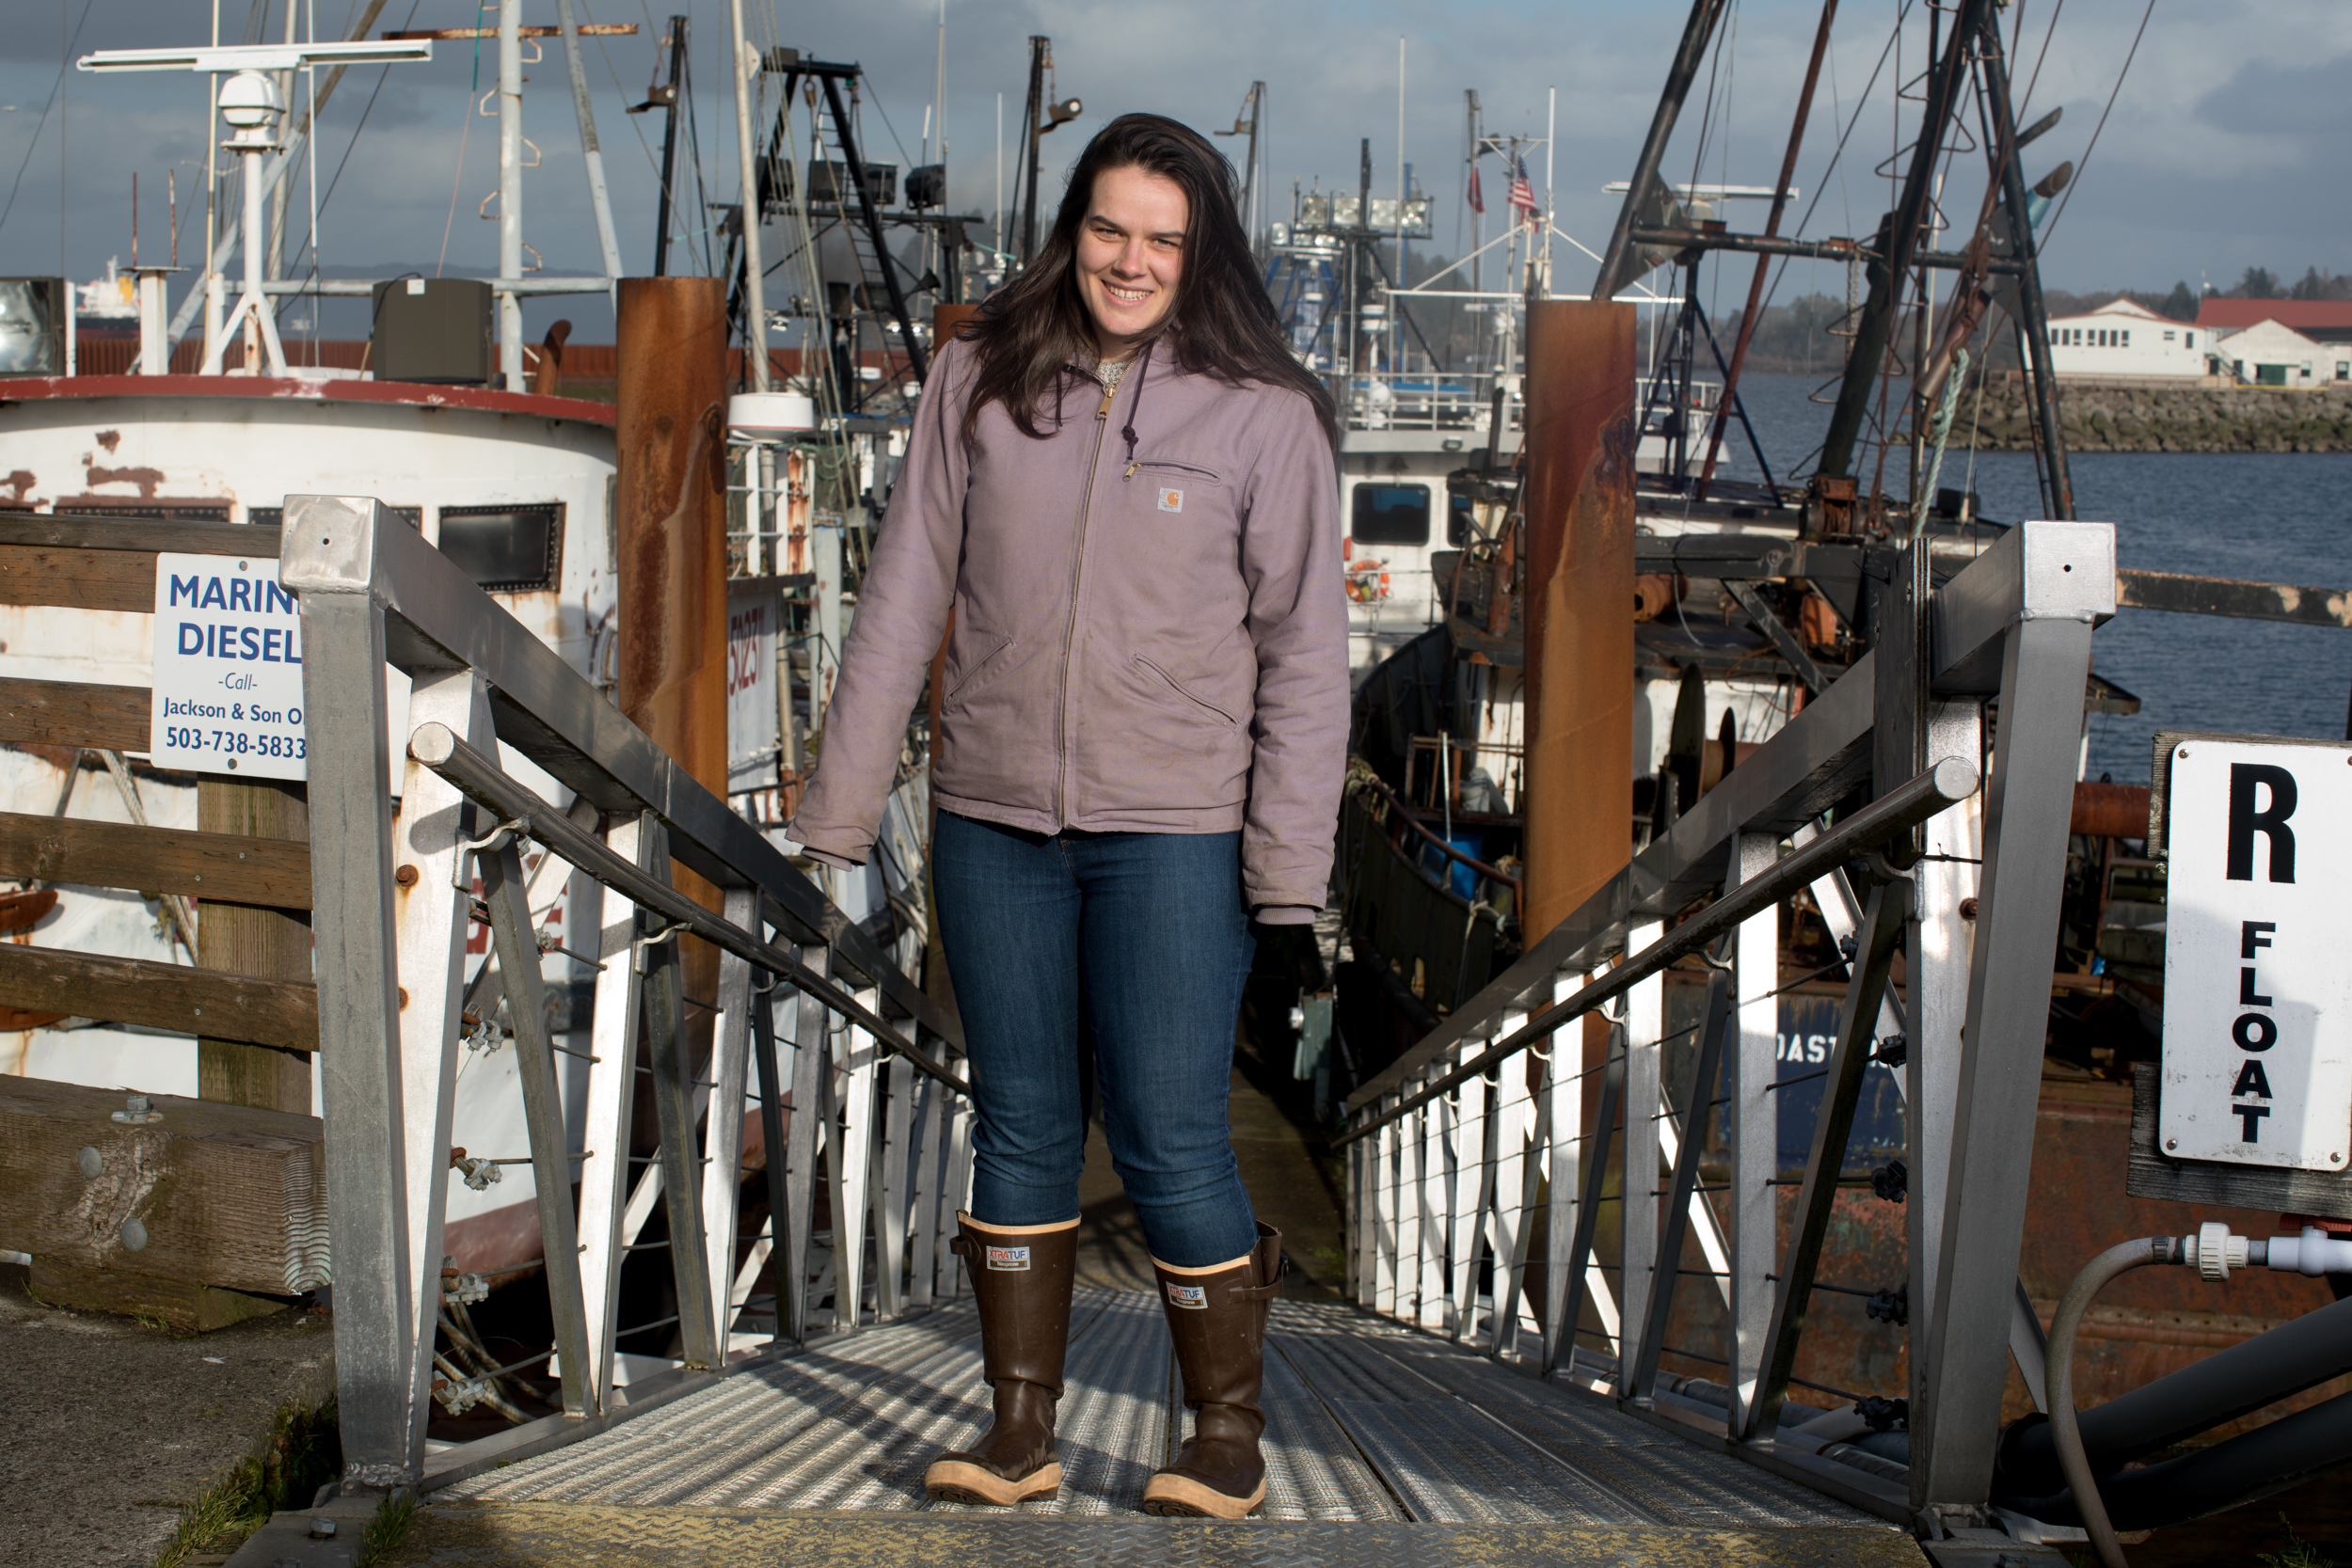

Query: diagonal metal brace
(1632, 970), (1735, 1402)
(1740, 874), (1911, 1440)
(1725, 578), (1827, 696)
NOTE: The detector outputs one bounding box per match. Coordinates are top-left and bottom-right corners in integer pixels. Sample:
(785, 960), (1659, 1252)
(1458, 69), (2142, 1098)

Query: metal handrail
(1342, 517), (2115, 1528)
(284, 492), (976, 1497)
(410, 721), (968, 1094)
(1333, 756), (1975, 1148)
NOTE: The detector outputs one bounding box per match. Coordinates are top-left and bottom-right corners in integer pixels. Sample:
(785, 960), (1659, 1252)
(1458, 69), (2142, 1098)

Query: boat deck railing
(1336, 369), (1720, 435)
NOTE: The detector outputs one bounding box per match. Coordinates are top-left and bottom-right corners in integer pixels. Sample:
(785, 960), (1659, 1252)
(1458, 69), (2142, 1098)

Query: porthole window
(437, 502), (564, 592)
(1352, 483), (1430, 547)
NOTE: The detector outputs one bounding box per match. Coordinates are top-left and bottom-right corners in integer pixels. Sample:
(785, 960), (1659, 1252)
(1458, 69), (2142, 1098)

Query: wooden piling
(197, 779), (313, 1112)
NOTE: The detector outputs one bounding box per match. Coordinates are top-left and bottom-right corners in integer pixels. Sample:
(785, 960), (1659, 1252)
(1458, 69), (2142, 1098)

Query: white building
(2212, 318), (2339, 388)
(2046, 297), (2208, 381)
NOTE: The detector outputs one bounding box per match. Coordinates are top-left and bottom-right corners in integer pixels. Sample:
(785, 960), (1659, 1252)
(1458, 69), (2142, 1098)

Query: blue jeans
(931, 810), (1259, 1268)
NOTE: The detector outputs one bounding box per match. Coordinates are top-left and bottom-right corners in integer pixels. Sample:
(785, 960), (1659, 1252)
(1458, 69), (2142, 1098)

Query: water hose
(2047, 1236), (2184, 1568)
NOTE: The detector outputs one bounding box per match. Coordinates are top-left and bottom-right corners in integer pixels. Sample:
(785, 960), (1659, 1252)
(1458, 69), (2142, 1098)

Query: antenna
(79, 41), (434, 376)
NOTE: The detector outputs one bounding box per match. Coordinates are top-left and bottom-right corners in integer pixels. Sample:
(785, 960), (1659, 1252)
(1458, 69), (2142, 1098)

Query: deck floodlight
(1045, 97), (1083, 130)
(75, 41), (434, 377)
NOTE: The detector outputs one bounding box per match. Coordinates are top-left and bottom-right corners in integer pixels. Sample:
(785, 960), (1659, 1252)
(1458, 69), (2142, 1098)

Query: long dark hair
(958, 113), (1337, 451)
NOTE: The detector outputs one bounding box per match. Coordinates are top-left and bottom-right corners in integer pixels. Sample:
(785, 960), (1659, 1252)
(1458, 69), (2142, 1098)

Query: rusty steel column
(617, 277), (730, 998)
(1519, 301), (1637, 943)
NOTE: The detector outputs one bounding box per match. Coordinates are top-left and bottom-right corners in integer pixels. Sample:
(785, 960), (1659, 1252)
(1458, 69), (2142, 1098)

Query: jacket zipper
(1054, 378), (1120, 824)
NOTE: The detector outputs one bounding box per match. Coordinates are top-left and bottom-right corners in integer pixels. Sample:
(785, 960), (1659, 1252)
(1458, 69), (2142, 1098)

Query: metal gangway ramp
(246, 496), (2112, 1567)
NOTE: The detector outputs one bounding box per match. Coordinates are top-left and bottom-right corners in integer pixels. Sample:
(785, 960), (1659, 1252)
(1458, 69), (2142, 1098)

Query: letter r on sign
(2227, 764), (2297, 882)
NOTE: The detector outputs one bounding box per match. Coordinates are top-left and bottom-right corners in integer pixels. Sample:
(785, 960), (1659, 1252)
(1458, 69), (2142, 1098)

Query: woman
(787, 113), (1345, 1519)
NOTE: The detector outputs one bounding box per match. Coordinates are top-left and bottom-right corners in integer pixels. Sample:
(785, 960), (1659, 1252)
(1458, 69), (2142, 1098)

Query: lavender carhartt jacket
(787, 335), (1348, 920)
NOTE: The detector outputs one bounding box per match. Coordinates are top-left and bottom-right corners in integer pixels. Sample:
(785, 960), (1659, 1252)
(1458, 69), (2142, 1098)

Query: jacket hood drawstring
(1119, 340), (1153, 469)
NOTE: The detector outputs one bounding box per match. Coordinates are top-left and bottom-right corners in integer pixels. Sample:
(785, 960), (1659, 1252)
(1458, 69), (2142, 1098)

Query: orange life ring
(1345, 557), (1392, 604)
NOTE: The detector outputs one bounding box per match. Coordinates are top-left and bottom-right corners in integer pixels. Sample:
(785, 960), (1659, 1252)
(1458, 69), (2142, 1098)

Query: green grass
(354, 1491), (419, 1568)
(2260, 1513), (2338, 1568)
(151, 1397), (340, 1568)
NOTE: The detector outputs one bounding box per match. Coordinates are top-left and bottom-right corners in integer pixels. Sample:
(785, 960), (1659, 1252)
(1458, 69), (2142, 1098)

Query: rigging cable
(434, 1), (493, 277)
(1745, 1), (1917, 350)
(2015, 0), (2066, 122)
(0, 0), (97, 240)
(304, 0), (426, 255)
(2037, 0), (2156, 243)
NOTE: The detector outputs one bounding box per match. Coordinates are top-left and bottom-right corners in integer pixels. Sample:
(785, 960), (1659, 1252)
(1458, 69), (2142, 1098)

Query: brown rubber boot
(923, 1212), (1079, 1506)
(1143, 1222), (1286, 1518)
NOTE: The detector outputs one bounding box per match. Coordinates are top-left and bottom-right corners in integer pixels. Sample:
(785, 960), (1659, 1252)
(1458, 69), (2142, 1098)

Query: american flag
(1466, 162), (1485, 215)
(1507, 156), (1539, 227)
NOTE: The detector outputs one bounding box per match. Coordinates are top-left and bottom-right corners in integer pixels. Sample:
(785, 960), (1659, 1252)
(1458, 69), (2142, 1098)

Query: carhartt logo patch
(985, 1245), (1030, 1271)
(1157, 487), (1184, 514)
(1165, 1281), (1208, 1309)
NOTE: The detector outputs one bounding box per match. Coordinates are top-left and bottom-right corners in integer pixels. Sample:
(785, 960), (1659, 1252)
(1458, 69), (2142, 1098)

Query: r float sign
(2159, 736), (2352, 1171)
(149, 552), (309, 781)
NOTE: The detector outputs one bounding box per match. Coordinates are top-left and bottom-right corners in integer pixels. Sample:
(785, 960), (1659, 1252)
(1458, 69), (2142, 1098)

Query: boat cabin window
(1352, 483), (1430, 547)
(437, 503), (564, 593)
(1446, 489), (1476, 546)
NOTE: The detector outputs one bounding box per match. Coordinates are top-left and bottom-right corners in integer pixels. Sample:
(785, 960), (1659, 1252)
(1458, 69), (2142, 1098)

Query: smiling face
(1074, 164), (1188, 360)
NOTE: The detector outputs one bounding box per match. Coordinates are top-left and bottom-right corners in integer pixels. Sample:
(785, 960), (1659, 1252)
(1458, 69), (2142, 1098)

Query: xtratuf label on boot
(984, 1245), (1031, 1271)
(1165, 1282), (1208, 1309)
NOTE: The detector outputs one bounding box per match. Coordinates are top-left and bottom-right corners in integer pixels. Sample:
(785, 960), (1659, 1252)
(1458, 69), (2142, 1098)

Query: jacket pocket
(945, 633), (1016, 704)
(1127, 458), (1223, 486)
(1133, 654), (1240, 727)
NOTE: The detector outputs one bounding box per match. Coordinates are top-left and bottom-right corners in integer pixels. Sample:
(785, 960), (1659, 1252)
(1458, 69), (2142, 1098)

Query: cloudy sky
(1, 0), (2344, 341)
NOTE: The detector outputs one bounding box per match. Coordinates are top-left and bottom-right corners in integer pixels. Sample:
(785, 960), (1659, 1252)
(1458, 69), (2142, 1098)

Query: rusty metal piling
(616, 277), (730, 1001)
(1519, 302), (1637, 944)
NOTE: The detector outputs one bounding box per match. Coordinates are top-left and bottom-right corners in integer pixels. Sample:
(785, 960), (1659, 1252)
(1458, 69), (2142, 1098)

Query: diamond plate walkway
(356, 1290), (1927, 1566)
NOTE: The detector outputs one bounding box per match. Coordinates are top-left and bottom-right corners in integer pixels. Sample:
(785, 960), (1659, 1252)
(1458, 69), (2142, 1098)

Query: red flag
(1467, 163), (1486, 215)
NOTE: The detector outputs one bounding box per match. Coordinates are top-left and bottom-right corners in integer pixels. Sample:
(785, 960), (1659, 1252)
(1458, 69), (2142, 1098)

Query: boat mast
(1592, 0), (1731, 301)
(727, 0), (771, 393)
(1815, 0), (1991, 482)
(1976, 15), (2074, 519)
(1212, 83), (1263, 249)
(1694, 0), (1838, 499)
(646, 17), (690, 277)
(1019, 39), (1046, 263)
(265, 0), (298, 286)
(554, 0), (625, 298)
(1465, 91), (1481, 316)
(497, 0), (523, 391)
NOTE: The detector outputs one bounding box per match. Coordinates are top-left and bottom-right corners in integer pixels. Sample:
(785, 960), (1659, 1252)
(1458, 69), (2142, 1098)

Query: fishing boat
(0, 21), (937, 1293)
(1311, 0), (2352, 1467)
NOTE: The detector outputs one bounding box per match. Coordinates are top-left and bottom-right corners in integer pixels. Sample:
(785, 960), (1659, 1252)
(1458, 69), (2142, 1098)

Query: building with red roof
(2194, 298), (2352, 344)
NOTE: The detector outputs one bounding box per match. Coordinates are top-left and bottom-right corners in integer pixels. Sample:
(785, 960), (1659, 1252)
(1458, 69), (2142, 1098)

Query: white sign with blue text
(149, 551), (309, 781)
(2160, 736), (2352, 1171)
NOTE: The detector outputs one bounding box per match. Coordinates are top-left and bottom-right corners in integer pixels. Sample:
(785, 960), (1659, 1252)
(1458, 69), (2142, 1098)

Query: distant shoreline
(1957, 381), (2352, 453)
(1732, 370), (2352, 452)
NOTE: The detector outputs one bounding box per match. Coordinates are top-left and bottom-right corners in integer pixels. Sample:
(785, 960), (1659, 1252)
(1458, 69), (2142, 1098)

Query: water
(1712, 373), (2352, 784)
